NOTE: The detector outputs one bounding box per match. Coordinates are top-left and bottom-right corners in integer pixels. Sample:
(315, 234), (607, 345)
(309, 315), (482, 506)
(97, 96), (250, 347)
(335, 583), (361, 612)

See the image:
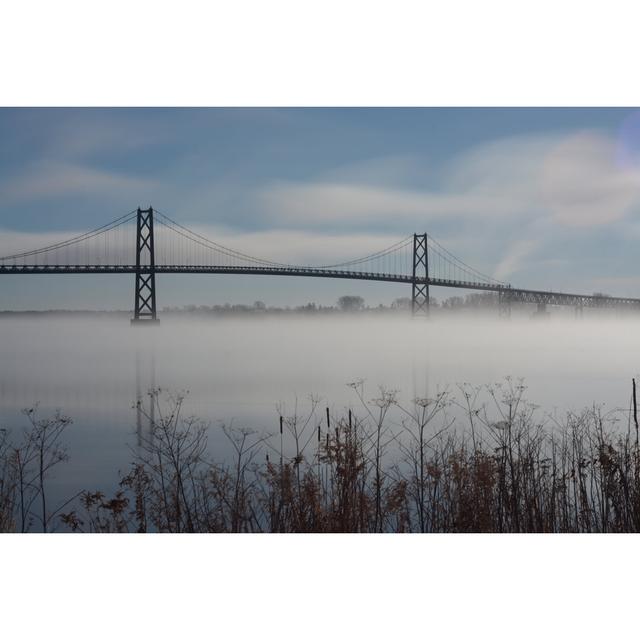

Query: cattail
(280, 415), (283, 435)
(349, 409), (352, 429)
(633, 379), (639, 447)
(326, 407), (330, 429)
(318, 424), (321, 442)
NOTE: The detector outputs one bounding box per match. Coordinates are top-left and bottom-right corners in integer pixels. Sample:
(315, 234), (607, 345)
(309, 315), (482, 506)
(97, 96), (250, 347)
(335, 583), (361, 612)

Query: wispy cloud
(537, 131), (640, 226)
(48, 118), (164, 160)
(257, 130), (640, 231)
(494, 239), (539, 281)
(0, 162), (156, 203)
(259, 181), (517, 228)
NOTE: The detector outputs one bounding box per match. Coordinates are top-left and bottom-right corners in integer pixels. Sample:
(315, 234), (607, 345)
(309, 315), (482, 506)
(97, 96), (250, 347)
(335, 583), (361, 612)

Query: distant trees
(337, 295), (365, 312)
(441, 292), (496, 309)
(392, 297), (411, 310)
(157, 291), (514, 316)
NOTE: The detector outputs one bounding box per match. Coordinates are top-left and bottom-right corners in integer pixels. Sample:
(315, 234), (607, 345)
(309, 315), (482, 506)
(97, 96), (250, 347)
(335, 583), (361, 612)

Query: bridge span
(0, 207), (638, 321)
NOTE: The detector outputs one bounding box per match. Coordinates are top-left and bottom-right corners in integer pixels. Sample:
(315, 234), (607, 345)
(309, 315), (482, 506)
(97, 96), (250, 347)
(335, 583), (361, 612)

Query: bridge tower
(411, 233), (429, 316)
(131, 207), (159, 324)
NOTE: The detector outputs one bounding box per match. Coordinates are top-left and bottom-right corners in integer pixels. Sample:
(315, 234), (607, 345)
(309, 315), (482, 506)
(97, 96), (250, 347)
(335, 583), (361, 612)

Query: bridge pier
(411, 233), (429, 317)
(498, 289), (512, 319)
(532, 301), (550, 319)
(574, 305), (583, 320)
(131, 207), (160, 325)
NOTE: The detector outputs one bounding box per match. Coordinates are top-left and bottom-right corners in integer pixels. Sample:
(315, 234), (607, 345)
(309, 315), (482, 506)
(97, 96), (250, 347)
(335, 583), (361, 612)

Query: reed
(4, 378), (640, 533)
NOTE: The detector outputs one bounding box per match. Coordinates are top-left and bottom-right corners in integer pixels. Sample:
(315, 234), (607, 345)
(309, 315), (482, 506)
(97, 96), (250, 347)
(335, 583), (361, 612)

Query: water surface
(1, 313), (638, 520)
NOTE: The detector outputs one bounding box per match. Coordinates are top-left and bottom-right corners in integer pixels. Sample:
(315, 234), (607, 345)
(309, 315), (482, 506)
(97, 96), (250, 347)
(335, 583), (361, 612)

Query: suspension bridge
(0, 206), (638, 322)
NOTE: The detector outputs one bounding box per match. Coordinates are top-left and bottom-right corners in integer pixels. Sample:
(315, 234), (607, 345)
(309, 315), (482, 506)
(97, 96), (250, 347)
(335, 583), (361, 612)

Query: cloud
(538, 131), (640, 226)
(317, 154), (435, 187)
(0, 112), (167, 207)
(0, 161), (156, 203)
(259, 181), (516, 228)
(257, 130), (640, 231)
(49, 119), (163, 160)
(494, 239), (539, 281)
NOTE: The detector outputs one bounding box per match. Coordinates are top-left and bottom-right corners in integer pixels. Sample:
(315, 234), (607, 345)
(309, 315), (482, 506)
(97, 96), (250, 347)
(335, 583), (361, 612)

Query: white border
(1, 1), (640, 106)
(2, 1), (640, 638)
(1, 533), (639, 639)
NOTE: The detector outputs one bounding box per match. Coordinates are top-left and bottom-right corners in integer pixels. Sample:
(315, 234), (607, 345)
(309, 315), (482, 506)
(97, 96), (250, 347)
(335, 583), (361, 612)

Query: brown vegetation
(3, 379), (640, 532)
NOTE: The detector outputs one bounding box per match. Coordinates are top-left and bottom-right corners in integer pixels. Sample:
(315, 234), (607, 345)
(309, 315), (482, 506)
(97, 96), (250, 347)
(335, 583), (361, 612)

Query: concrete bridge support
(498, 290), (512, 319)
(533, 301), (550, 319)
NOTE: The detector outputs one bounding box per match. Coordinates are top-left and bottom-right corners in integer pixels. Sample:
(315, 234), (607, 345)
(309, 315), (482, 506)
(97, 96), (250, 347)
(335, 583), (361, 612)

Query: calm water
(1, 313), (638, 518)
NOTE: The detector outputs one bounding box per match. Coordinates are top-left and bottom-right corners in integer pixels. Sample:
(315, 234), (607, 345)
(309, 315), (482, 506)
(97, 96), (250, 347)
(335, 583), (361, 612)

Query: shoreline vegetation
(2, 378), (640, 533)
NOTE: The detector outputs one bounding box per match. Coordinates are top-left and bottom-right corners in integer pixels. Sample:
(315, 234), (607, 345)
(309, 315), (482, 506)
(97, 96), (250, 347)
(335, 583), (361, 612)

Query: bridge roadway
(1, 263), (639, 309)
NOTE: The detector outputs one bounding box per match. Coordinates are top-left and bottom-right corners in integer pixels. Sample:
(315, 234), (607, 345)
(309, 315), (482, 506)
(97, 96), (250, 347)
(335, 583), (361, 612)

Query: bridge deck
(1, 264), (638, 308)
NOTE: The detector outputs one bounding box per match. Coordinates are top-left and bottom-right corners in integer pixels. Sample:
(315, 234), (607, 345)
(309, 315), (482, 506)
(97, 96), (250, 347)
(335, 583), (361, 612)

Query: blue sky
(2, 107), (640, 310)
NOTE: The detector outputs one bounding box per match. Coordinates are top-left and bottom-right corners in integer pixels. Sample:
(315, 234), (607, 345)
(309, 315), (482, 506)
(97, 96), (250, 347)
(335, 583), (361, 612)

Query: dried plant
(5, 379), (640, 533)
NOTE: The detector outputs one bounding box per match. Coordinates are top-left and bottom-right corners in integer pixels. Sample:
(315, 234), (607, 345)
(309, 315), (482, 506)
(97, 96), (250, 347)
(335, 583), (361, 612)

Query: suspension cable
(0, 210), (137, 261)
(428, 234), (504, 285)
(155, 208), (413, 271)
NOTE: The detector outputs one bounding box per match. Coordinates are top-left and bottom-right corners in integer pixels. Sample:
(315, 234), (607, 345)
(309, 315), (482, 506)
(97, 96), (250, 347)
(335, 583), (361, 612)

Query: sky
(2, 107), (640, 310)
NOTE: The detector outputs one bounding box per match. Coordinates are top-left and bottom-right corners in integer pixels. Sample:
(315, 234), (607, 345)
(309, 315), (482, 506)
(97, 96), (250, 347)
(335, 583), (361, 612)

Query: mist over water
(1, 313), (638, 507)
